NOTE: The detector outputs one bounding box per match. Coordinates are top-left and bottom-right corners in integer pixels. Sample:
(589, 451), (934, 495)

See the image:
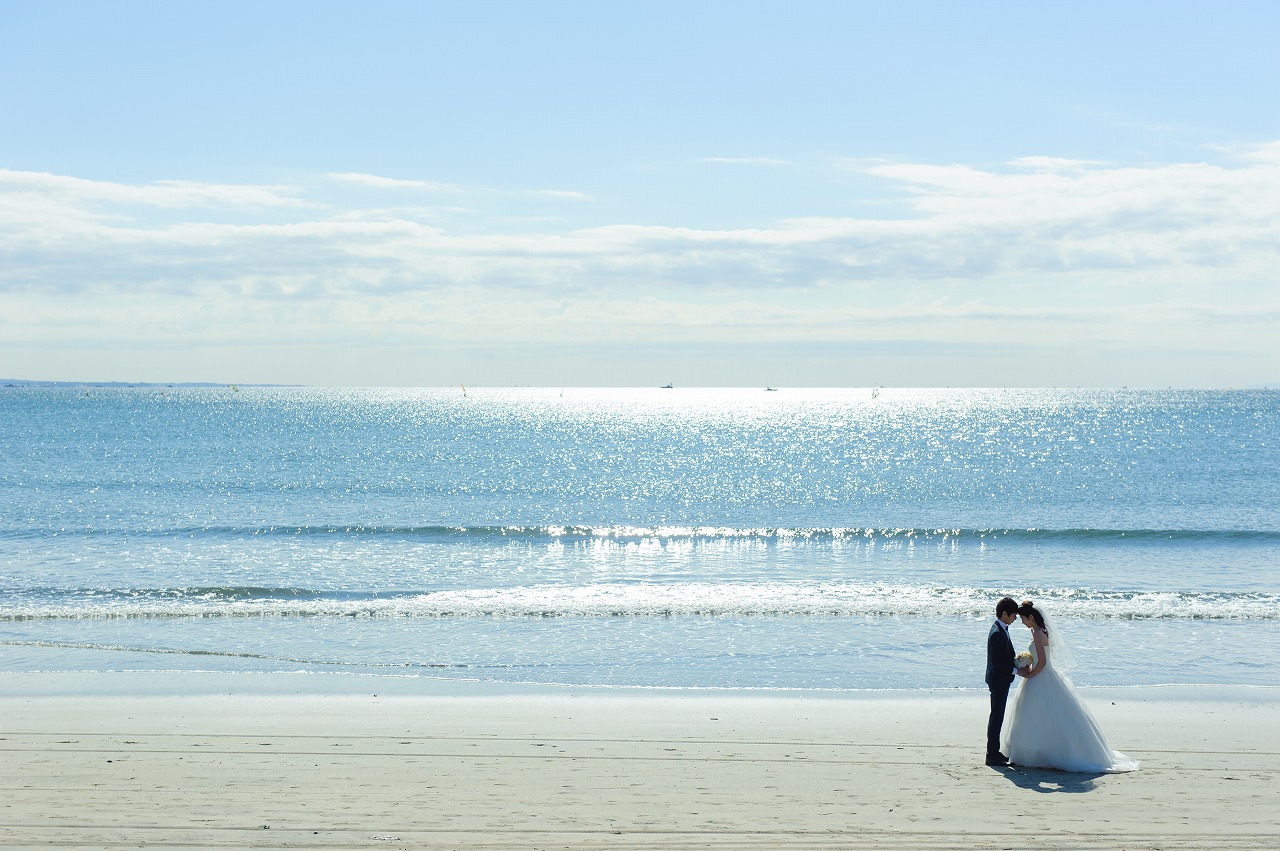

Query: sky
(1, 0), (1278, 387)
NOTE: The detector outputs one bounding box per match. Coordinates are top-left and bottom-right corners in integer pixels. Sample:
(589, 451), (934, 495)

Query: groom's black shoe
(985, 753), (1009, 766)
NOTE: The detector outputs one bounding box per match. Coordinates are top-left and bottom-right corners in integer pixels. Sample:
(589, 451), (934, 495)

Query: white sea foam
(5, 583), (1275, 621)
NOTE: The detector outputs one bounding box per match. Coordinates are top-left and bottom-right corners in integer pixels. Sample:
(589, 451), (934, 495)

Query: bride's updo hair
(1018, 600), (1048, 634)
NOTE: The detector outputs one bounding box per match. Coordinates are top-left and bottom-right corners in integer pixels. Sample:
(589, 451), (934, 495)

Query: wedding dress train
(1001, 640), (1139, 773)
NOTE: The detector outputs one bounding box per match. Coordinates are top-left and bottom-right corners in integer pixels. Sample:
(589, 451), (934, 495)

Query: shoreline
(4, 668), (1279, 701)
(2, 674), (1277, 848)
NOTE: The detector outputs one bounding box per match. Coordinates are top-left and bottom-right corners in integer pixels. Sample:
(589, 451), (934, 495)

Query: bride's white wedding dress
(1002, 638), (1139, 773)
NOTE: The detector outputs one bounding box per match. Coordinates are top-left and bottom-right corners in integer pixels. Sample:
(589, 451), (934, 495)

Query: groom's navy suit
(985, 619), (1016, 759)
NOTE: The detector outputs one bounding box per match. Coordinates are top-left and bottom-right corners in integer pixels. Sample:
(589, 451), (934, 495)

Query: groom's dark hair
(995, 597), (1019, 618)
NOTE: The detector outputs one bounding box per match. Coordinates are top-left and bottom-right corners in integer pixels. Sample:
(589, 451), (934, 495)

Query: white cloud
(2, 150), (1278, 384)
(1008, 156), (1108, 172)
(1212, 140), (1280, 164)
(326, 172), (460, 192)
(703, 157), (789, 166)
(324, 172), (588, 201)
(0, 168), (304, 209)
(5, 151), (1280, 297)
(526, 189), (591, 200)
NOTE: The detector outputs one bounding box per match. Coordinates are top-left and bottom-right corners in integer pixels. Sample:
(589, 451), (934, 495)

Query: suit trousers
(987, 681), (1012, 756)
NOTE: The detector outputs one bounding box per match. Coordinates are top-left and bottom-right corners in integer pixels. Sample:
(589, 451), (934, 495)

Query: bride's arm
(1023, 629), (1049, 679)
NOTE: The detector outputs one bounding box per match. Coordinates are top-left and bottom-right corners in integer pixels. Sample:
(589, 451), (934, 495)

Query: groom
(984, 596), (1020, 765)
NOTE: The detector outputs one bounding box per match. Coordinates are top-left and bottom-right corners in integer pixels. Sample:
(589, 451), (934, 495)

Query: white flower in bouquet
(1015, 652), (1034, 668)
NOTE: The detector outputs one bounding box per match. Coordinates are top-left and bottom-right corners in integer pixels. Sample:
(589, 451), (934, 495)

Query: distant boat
(660, 384), (674, 389)
(765, 387), (777, 392)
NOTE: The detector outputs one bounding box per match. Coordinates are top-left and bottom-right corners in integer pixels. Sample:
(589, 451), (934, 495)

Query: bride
(1002, 601), (1139, 773)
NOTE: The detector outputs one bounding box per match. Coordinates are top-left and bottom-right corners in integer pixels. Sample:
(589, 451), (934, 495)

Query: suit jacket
(985, 620), (1015, 688)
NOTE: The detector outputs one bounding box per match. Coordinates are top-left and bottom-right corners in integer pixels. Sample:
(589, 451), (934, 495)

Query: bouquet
(1014, 652), (1034, 669)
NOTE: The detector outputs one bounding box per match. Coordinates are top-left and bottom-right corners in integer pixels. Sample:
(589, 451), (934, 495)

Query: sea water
(1, 386), (1276, 690)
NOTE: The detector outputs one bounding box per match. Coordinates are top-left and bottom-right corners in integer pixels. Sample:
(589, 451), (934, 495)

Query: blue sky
(1, 0), (1278, 386)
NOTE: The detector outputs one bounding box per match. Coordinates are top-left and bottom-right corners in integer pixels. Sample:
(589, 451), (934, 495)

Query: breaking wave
(4, 582), (1276, 621)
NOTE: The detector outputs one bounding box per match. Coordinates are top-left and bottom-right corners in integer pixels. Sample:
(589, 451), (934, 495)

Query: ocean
(1, 386), (1276, 691)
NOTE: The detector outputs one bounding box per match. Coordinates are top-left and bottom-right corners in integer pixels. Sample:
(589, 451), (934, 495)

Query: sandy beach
(1, 677), (1276, 850)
